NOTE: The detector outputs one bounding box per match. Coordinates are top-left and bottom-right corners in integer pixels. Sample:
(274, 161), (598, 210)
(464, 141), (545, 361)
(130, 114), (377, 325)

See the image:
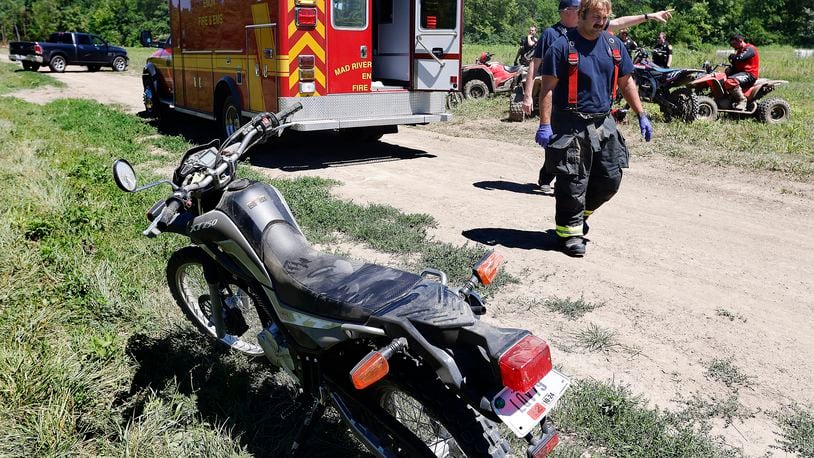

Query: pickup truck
(9, 32), (128, 73)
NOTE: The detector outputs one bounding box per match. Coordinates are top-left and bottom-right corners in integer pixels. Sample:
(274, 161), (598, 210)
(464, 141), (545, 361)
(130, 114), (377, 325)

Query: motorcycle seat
(261, 220), (423, 323)
(504, 64), (522, 73)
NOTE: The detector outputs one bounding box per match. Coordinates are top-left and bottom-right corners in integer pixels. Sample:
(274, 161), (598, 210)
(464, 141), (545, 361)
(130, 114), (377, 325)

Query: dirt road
(5, 60), (812, 456)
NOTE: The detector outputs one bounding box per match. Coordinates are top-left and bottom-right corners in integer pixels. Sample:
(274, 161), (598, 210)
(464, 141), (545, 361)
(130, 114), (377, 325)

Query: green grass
(705, 358), (754, 393)
(774, 404), (814, 457)
(0, 61), (63, 94)
(552, 380), (742, 458)
(575, 323), (620, 353)
(677, 393), (756, 428)
(544, 295), (605, 320)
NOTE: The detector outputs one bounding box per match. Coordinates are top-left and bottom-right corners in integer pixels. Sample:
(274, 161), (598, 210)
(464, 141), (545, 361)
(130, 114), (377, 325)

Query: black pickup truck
(9, 32), (128, 73)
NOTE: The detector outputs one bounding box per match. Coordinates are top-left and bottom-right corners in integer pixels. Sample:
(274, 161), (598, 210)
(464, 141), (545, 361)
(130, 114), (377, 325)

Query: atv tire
(756, 98), (790, 124)
(664, 88), (699, 123)
(463, 79), (489, 100)
(696, 96), (719, 122)
(508, 85), (525, 122)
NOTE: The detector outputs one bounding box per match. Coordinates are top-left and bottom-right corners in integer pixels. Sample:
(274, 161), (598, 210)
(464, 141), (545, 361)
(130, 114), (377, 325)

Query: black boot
(561, 236), (586, 257)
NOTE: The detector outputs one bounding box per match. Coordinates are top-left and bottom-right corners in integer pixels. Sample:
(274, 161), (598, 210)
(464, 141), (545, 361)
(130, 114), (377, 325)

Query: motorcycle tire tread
(343, 353), (510, 457)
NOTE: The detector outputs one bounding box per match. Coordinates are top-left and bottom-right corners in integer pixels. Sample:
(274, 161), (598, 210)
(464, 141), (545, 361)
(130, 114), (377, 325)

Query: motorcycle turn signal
(349, 337), (408, 390)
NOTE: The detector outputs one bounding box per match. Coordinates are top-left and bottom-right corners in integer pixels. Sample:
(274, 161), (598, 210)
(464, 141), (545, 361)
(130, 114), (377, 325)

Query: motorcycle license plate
(492, 369), (571, 438)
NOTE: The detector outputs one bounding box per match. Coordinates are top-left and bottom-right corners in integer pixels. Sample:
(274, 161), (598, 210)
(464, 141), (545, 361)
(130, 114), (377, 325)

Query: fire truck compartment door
(413, 0), (461, 90)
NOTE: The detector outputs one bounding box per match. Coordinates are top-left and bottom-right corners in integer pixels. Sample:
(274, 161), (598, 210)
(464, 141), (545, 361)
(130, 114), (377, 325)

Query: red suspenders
(566, 32), (622, 111)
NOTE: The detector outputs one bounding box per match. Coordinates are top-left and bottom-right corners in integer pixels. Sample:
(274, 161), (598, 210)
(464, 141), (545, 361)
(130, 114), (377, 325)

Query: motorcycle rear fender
(368, 314), (529, 420)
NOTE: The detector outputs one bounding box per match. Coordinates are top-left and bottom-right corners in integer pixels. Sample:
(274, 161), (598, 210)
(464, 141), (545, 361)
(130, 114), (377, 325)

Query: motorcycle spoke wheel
(168, 247), (267, 356)
(378, 388), (465, 457)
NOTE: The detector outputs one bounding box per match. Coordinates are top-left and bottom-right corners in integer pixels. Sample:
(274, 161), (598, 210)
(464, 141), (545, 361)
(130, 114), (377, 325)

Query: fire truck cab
(140, 0), (462, 138)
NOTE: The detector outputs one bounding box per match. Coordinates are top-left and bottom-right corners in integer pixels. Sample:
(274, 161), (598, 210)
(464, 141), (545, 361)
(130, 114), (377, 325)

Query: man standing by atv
(521, 0), (672, 195)
(618, 29), (639, 55)
(536, 0), (652, 257)
(725, 33), (759, 110)
(652, 31), (673, 67)
(515, 26), (539, 66)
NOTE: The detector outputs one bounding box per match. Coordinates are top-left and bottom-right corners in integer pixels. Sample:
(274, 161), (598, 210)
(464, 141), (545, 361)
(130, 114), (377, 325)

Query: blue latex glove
(535, 124), (553, 148)
(638, 113), (653, 142)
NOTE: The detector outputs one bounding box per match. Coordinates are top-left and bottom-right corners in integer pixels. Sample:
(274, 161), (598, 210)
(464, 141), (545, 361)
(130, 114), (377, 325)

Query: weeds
(544, 296), (605, 320)
(553, 379), (741, 457)
(773, 404), (814, 457)
(678, 393), (756, 427)
(715, 308), (747, 323)
(705, 358), (754, 392)
(575, 323), (620, 353)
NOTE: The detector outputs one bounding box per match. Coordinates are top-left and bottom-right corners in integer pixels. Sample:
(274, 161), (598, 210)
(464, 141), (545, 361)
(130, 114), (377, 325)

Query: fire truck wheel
(463, 79), (489, 100)
(219, 96), (242, 138)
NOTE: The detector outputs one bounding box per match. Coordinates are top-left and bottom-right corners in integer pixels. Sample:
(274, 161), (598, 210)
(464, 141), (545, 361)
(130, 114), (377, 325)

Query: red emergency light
(296, 7), (318, 28)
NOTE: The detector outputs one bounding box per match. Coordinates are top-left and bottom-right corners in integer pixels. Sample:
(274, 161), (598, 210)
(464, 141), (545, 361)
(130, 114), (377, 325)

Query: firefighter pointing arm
(534, 0), (651, 257)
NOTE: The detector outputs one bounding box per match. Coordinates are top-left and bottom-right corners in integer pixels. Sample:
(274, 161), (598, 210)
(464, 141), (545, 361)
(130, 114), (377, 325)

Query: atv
(461, 52), (523, 100)
(687, 62), (791, 123)
(622, 48), (706, 123)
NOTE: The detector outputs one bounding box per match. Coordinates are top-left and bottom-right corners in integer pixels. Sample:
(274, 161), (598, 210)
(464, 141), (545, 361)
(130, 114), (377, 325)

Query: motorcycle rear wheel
(341, 354), (510, 457)
(167, 246), (270, 356)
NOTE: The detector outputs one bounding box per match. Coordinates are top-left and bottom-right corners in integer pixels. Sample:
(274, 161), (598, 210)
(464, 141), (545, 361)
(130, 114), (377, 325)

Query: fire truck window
(332, 0), (368, 29)
(420, 0), (456, 30)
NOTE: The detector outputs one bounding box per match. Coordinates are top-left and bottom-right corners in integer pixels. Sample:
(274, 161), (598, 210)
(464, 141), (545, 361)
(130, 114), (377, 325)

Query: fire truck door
(246, 22), (278, 113)
(413, 0), (461, 90)
(327, 0), (373, 93)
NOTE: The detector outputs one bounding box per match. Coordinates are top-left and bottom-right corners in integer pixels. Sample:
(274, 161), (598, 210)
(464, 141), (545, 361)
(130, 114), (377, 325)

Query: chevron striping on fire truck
(140, 0), (462, 139)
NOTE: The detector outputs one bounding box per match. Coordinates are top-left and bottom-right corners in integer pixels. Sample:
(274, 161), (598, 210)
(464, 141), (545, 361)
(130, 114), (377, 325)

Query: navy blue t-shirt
(532, 23), (569, 60)
(542, 29), (634, 113)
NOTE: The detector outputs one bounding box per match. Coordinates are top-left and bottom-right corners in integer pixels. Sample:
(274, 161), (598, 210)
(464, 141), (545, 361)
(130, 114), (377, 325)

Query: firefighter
(536, 0), (652, 257)
(725, 33), (759, 110)
(522, 0), (672, 195)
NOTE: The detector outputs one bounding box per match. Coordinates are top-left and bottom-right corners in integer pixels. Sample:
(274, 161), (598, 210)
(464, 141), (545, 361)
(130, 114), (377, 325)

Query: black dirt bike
(112, 104), (571, 457)
(621, 48), (706, 122)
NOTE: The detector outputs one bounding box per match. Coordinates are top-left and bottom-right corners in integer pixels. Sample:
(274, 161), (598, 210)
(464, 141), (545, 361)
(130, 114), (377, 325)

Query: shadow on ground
(140, 111), (434, 171)
(462, 228), (564, 252)
(122, 328), (369, 457)
(473, 180), (553, 196)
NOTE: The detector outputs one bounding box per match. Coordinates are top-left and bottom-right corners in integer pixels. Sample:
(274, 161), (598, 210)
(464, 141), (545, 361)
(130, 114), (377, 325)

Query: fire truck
(139, 0), (462, 139)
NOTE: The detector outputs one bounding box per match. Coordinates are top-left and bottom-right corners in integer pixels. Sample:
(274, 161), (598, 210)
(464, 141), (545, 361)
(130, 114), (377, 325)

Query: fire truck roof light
(296, 7), (318, 28)
(499, 335), (552, 393)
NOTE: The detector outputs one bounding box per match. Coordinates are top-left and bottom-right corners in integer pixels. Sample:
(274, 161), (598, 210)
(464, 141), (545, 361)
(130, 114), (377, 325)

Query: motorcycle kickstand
(289, 396), (327, 457)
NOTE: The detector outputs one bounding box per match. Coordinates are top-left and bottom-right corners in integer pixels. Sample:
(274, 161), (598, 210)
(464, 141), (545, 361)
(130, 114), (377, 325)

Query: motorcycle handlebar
(156, 198), (182, 231)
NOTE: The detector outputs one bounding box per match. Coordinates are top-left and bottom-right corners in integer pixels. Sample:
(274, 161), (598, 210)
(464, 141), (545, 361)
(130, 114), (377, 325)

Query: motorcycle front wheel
(339, 354), (510, 457)
(167, 246), (271, 356)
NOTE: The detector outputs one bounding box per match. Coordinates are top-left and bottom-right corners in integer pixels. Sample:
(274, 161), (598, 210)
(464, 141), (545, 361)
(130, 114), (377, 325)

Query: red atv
(687, 62), (790, 123)
(461, 52), (523, 100)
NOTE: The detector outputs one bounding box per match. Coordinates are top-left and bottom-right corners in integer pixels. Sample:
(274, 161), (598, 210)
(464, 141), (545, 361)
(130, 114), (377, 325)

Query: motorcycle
(461, 52), (523, 100)
(111, 104), (571, 457)
(623, 48), (705, 123)
(686, 62), (791, 123)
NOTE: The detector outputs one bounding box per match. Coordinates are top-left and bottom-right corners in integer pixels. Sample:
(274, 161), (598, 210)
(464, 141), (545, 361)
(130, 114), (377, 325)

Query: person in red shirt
(724, 33), (759, 109)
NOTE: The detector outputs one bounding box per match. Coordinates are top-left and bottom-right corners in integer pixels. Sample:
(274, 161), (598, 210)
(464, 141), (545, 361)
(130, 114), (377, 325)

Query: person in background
(652, 31), (673, 67)
(515, 26), (539, 65)
(522, 0), (672, 195)
(724, 33), (759, 110)
(618, 28), (638, 55)
(536, 0), (652, 257)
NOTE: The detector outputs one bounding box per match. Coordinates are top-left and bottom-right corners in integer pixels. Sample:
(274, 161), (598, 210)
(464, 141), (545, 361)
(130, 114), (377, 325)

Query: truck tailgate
(9, 41), (37, 55)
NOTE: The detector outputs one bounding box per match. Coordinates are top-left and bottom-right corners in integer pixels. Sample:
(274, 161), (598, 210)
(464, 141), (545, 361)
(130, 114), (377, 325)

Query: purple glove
(638, 112), (652, 142)
(535, 124), (553, 148)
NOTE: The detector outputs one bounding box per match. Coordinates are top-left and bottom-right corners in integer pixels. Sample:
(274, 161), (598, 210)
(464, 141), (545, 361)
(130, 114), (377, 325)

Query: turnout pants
(545, 113), (629, 238)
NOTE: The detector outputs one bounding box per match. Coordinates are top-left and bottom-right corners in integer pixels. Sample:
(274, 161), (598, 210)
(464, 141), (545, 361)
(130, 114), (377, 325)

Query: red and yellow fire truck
(139, 0), (462, 138)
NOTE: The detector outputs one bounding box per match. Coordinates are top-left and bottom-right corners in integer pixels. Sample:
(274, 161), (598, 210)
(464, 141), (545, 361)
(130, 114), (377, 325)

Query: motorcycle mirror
(112, 159), (138, 192)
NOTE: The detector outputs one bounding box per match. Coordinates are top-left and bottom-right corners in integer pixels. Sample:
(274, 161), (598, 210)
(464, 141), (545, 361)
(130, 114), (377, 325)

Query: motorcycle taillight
(498, 335), (552, 393)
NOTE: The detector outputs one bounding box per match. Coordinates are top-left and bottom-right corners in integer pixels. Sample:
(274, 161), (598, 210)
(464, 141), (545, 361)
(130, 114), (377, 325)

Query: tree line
(1, 0), (812, 48)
